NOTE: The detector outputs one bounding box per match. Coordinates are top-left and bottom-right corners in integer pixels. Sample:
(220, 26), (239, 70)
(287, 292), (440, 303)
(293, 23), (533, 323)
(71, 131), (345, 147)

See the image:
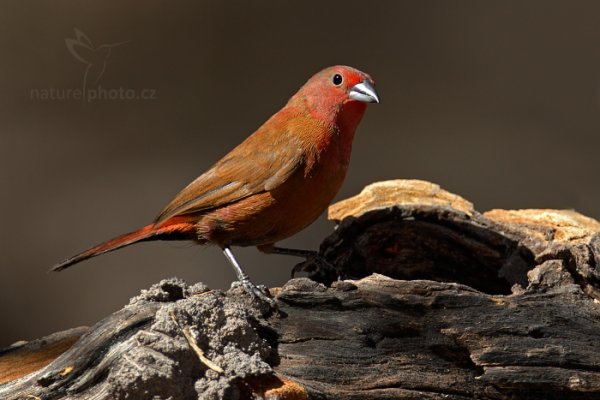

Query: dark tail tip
(50, 249), (102, 272)
(49, 259), (75, 272)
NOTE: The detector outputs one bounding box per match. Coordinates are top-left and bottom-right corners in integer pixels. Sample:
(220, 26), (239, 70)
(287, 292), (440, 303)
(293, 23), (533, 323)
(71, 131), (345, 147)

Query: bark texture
(2, 179), (600, 399)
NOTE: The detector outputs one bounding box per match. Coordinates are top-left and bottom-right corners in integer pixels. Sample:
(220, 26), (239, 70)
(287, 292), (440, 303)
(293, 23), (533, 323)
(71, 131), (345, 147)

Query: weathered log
(2, 180), (600, 399)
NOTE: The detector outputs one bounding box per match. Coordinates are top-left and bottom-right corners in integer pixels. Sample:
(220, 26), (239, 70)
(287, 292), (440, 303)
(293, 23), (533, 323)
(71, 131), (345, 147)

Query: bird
(51, 65), (379, 302)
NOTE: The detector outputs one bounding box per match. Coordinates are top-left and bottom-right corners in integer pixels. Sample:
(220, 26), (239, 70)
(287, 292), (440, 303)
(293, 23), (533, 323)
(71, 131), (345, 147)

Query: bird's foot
(239, 277), (277, 308)
(222, 246), (277, 308)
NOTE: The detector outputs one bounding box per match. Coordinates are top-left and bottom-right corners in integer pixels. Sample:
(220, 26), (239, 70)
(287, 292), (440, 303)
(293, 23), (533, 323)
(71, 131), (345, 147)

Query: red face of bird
(289, 65), (379, 128)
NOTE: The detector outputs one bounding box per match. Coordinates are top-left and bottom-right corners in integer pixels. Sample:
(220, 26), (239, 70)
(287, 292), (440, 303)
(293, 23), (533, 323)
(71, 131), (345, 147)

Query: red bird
(52, 65), (379, 302)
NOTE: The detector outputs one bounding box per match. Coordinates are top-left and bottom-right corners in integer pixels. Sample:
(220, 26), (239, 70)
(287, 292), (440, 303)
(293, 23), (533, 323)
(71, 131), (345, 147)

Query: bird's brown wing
(154, 126), (304, 227)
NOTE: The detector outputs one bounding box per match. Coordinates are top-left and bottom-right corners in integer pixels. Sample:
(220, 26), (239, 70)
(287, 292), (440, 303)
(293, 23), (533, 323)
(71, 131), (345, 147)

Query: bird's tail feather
(50, 217), (196, 272)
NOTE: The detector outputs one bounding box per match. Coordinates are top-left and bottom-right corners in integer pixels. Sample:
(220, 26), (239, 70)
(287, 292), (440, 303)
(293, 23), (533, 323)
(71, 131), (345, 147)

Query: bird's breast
(198, 125), (353, 247)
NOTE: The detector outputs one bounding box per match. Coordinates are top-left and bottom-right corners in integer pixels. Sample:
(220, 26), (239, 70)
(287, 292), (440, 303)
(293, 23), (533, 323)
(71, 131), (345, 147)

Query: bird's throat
(338, 101), (367, 136)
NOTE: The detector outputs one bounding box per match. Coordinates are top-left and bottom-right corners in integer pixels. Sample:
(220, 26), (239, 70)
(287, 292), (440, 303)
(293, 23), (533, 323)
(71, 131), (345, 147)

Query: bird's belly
(196, 164), (346, 247)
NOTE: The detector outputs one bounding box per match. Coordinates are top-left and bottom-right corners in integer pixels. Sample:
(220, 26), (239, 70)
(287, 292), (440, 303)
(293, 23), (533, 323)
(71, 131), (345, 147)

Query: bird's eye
(332, 73), (343, 86)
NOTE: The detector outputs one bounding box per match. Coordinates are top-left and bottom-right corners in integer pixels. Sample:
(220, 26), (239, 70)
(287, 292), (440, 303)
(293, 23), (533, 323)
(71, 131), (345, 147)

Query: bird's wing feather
(154, 120), (305, 226)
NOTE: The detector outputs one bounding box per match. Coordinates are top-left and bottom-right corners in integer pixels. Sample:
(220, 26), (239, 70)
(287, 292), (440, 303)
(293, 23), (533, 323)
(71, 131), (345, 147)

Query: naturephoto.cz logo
(30, 28), (157, 103)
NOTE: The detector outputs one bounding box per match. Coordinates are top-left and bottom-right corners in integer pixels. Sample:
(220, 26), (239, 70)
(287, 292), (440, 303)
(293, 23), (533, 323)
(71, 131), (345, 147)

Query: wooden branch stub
(305, 179), (600, 300)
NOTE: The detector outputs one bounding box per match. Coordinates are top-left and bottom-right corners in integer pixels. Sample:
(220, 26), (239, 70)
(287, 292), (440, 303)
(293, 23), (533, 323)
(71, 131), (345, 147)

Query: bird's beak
(349, 80), (379, 103)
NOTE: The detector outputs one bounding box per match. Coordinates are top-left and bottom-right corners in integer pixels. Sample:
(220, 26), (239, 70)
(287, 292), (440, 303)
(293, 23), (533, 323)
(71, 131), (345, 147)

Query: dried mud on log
(2, 180), (600, 400)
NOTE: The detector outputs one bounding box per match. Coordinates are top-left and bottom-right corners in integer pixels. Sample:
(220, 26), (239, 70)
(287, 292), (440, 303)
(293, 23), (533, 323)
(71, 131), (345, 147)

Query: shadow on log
(2, 180), (600, 399)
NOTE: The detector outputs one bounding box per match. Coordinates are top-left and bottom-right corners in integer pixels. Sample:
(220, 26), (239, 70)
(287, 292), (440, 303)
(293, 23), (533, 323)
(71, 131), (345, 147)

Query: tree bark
(2, 179), (600, 399)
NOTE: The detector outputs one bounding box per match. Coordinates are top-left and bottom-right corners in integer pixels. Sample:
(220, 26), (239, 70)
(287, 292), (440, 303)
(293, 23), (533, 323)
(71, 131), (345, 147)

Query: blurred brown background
(1, 1), (599, 347)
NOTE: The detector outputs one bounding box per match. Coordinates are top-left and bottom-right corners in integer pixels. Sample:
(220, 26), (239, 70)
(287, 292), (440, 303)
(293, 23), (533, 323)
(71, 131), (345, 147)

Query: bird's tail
(50, 217), (196, 272)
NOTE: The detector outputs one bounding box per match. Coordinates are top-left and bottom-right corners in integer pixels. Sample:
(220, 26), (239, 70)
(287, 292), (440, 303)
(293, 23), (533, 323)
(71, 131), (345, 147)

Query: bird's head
(289, 65), (379, 130)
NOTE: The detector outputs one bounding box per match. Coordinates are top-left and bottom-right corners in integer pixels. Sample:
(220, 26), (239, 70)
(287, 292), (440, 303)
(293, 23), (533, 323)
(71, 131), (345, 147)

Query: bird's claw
(240, 278), (277, 308)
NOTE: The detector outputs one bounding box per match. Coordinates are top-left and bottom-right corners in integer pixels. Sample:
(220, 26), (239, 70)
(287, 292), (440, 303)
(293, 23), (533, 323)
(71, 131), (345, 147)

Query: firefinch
(52, 65), (379, 302)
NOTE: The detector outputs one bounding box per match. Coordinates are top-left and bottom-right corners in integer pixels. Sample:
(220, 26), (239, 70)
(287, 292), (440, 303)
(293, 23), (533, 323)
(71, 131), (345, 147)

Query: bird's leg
(222, 246), (275, 306)
(264, 246), (318, 259)
(258, 244), (339, 280)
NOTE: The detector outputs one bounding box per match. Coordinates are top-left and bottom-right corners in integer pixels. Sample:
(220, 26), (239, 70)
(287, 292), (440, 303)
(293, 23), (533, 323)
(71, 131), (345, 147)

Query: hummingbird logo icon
(65, 28), (129, 98)
(28, 29), (155, 103)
